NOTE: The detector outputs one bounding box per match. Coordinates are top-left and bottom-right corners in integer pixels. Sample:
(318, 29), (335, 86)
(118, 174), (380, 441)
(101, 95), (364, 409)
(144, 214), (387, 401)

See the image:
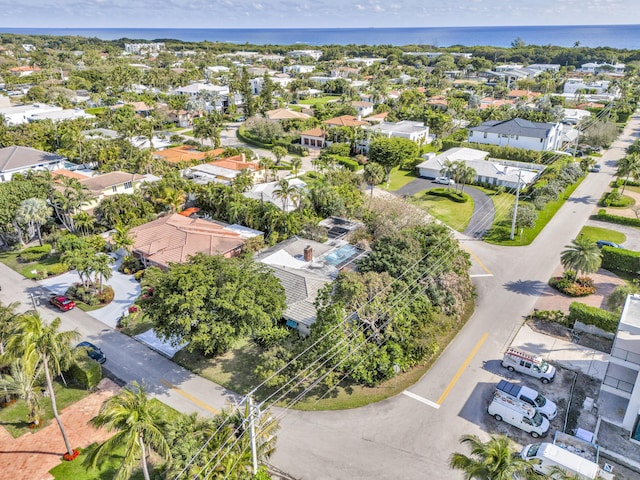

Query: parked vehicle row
(487, 390), (550, 438)
(501, 347), (556, 383)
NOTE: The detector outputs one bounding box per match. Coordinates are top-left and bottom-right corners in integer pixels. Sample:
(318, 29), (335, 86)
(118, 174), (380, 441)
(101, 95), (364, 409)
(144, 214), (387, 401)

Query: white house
(600, 294), (640, 438)
(287, 50), (323, 61)
(579, 62), (625, 74)
(0, 146), (65, 182)
(283, 65), (315, 75)
(467, 118), (563, 152)
(171, 82), (229, 98)
(415, 147), (545, 190)
(27, 108), (95, 123)
(562, 108), (592, 125)
(243, 178), (307, 213)
(346, 57), (385, 67)
(300, 128), (325, 148)
(563, 78), (617, 96)
(351, 101), (374, 118)
(0, 103), (63, 126)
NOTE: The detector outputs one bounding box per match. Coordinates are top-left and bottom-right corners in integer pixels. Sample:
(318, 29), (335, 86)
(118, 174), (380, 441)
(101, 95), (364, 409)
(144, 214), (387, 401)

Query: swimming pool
(324, 244), (359, 267)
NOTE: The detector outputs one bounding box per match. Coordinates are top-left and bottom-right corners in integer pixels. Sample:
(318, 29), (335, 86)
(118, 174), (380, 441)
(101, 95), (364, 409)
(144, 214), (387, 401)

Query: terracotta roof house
(129, 213), (246, 269)
(52, 169), (89, 181)
(0, 146), (65, 182)
(265, 108), (311, 121)
(300, 127), (325, 148)
(153, 146), (225, 165)
(323, 115), (369, 128)
(364, 112), (389, 124)
(9, 66), (41, 76)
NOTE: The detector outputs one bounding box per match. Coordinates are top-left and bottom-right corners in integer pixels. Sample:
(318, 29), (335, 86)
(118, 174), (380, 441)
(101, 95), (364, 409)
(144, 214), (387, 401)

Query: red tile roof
(323, 115), (369, 127)
(300, 127), (325, 137)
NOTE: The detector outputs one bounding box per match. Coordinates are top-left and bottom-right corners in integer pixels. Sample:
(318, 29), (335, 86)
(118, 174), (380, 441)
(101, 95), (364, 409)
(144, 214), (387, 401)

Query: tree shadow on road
(503, 279), (551, 296)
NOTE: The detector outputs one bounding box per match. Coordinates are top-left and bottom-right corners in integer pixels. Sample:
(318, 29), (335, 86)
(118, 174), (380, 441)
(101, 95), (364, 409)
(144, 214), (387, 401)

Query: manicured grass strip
(484, 176), (584, 246)
(382, 167), (418, 191)
(410, 190), (474, 232)
(0, 381), (90, 438)
(578, 226), (626, 245)
(50, 443), (147, 480)
(297, 95), (341, 106)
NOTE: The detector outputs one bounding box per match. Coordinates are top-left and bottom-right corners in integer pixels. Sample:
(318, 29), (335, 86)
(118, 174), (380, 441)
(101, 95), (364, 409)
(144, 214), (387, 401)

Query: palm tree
(72, 211), (94, 237)
(258, 156), (274, 182)
(273, 178), (297, 212)
(15, 197), (52, 246)
(0, 359), (44, 425)
(231, 169), (255, 193)
(457, 165), (477, 193)
(92, 253), (115, 294)
(0, 301), (20, 356)
(441, 160), (457, 190)
(290, 157), (302, 177)
(272, 146), (287, 166)
(86, 381), (171, 480)
(4, 313), (80, 456)
(363, 162), (386, 205)
(449, 434), (536, 480)
(560, 237), (602, 277)
(111, 224), (134, 254)
(616, 152), (640, 194)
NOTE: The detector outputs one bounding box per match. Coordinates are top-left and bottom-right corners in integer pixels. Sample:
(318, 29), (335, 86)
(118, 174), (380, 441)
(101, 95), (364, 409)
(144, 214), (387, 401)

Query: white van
(502, 347), (556, 383)
(520, 442), (601, 479)
(496, 379), (558, 420)
(487, 391), (550, 438)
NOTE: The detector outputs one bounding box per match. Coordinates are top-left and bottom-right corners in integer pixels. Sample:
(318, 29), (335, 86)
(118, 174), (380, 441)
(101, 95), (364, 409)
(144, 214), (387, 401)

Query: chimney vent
(303, 245), (313, 262)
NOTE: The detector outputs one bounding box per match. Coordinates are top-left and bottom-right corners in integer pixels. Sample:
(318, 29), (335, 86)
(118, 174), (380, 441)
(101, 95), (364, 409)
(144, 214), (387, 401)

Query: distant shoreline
(1, 25), (640, 49)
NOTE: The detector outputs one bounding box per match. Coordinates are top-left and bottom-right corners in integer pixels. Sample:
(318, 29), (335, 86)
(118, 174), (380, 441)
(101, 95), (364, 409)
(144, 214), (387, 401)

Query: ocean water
(1, 25), (639, 49)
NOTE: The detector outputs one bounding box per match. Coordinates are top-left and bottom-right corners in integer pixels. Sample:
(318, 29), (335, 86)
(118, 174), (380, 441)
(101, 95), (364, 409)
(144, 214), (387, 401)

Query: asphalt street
(269, 111), (640, 479)
(0, 112), (638, 478)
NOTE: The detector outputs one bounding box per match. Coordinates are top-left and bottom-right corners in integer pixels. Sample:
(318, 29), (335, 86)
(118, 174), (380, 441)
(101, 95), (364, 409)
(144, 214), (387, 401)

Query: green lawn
(297, 96), (341, 107)
(382, 167), (418, 191)
(578, 226), (627, 244)
(0, 250), (68, 280)
(181, 129), (194, 137)
(484, 176), (584, 246)
(473, 187), (516, 225)
(120, 312), (155, 337)
(409, 190), (475, 232)
(0, 381), (91, 438)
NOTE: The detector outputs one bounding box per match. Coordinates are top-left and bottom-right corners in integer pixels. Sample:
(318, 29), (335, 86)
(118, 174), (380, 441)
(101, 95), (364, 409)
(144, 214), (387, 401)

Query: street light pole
(510, 169), (523, 240)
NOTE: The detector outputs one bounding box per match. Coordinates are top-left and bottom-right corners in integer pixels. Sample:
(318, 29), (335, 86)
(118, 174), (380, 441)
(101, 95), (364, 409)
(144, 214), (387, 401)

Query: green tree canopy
(141, 253), (286, 355)
(367, 137), (420, 174)
(560, 237), (602, 277)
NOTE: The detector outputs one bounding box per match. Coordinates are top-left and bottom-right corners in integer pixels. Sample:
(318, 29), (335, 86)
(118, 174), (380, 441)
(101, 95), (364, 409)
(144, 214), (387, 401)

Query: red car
(49, 295), (76, 311)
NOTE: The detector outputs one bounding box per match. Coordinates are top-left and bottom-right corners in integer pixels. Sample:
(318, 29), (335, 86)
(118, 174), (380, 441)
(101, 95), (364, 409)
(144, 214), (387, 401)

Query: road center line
(436, 332), (489, 406)
(402, 390), (440, 409)
(160, 379), (219, 414)
(461, 246), (493, 275)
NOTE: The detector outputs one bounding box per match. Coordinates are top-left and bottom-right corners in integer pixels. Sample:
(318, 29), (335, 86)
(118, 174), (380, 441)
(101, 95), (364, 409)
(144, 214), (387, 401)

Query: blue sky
(2, 0), (639, 28)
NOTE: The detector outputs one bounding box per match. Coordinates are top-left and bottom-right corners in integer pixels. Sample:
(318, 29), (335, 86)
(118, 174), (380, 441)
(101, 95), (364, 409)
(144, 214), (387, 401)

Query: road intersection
(0, 112), (638, 478)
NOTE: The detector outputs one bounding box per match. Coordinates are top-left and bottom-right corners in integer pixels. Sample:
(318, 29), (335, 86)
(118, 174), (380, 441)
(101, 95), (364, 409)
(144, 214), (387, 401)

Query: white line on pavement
(402, 390), (440, 409)
(470, 274), (494, 277)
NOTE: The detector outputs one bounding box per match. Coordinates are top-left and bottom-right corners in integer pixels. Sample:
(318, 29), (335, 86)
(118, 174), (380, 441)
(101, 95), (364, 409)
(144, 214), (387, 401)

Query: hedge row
(67, 357), (102, 389)
(568, 302), (620, 333)
(426, 188), (469, 203)
(439, 140), (543, 163)
(18, 244), (52, 263)
(595, 209), (640, 227)
(601, 246), (640, 275)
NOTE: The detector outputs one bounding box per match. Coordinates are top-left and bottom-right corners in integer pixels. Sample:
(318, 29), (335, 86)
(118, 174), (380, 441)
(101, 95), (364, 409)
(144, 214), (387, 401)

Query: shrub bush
(595, 209), (640, 227)
(18, 244), (52, 262)
(47, 263), (68, 276)
(532, 309), (568, 325)
(601, 246), (640, 275)
(66, 284), (100, 306)
(253, 325), (291, 348)
(426, 188), (469, 203)
(549, 275), (596, 297)
(67, 356), (102, 389)
(97, 286), (115, 304)
(568, 302), (620, 333)
(119, 255), (143, 274)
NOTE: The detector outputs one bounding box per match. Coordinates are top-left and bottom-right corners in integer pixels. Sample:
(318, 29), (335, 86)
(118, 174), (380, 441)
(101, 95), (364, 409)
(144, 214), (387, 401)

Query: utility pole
(248, 395), (259, 475)
(510, 169), (523, 240)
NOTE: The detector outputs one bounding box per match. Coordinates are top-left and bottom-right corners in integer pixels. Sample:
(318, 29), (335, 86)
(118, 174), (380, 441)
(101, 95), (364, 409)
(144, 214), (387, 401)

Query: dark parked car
(49, 295), (76, 311)
(596, 240), (623, 249)
(590, 164), (601, 173)
(76, 341), (106, 364)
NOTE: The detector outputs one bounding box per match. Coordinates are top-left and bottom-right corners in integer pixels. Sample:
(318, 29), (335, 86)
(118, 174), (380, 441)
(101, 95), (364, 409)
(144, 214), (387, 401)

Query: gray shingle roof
(469, 118), (555, 139)
(0, 146), (64, 173)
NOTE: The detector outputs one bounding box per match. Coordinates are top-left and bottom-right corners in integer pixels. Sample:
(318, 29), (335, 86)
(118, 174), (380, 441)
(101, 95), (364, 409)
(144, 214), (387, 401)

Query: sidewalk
(0, 379), (119, 480)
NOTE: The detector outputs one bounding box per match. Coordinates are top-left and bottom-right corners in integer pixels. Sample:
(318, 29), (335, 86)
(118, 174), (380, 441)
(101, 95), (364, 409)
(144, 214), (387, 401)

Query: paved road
(395, 178), (496, 238)
(269, 111), (640, 479)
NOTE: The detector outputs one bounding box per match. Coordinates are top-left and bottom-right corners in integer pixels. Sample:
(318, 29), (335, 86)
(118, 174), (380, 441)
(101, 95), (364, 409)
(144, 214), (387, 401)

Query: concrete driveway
(39, 257), (140, 328)
(395, 177), (496, 238)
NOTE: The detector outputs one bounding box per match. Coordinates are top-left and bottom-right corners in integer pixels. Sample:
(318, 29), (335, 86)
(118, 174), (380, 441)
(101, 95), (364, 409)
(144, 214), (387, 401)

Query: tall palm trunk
(43, 355), (73, 455)
(139, 434), (150, 480)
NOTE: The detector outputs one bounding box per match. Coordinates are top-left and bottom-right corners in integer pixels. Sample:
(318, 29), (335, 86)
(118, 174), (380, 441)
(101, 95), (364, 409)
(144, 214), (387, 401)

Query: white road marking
(470, 274), (494, 277)
(402, 390), (440, 409)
